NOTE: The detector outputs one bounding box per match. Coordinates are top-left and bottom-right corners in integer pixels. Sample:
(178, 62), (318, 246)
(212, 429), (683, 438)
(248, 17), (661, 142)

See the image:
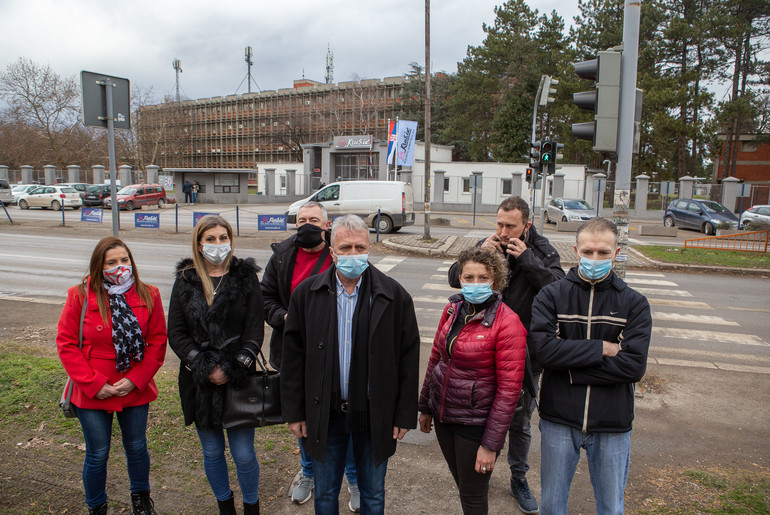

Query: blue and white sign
(258, 214), (287, 231)
(193, 212), (219, 226)
(396, 120), (418, 167)
(81, 208), (103, 223)
(135, 212), (160, 229)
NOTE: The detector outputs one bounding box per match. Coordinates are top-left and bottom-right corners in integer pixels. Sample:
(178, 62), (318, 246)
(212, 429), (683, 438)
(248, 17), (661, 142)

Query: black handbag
(59, 290), (87, 418)
(222, 350), (283, 429)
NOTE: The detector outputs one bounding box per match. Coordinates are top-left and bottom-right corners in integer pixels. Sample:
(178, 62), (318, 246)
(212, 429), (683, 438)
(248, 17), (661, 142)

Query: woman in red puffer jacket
(419, 247), (527, 515)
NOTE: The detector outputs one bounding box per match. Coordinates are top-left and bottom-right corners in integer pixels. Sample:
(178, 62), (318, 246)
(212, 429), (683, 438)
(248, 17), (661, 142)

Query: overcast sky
(1, 0), (580, 103)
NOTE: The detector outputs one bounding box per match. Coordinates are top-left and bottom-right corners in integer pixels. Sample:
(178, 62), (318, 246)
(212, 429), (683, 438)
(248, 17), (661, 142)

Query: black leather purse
(222, 350), (283, 429)
(59, 290), (88, 418)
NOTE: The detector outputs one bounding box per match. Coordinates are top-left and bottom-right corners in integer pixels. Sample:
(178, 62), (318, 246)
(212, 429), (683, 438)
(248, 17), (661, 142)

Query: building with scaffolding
(138, 76), (407, 184)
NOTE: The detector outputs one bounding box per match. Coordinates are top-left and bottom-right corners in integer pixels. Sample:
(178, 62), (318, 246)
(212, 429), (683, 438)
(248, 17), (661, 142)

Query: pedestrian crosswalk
(367, 257), (770, 375)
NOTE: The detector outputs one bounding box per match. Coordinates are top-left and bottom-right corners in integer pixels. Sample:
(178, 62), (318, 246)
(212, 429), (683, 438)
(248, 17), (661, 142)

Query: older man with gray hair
(281, 214), (420, 514)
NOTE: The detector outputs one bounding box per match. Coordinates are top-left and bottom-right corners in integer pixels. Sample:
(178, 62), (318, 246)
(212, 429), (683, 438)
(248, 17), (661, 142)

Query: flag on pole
(386, 120), (398, 165)
(396, 120), (418, 166)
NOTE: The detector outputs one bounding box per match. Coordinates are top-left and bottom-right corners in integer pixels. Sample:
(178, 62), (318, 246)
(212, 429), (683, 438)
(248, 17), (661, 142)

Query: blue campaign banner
(80, 208), (103, 223)
(135, 212), (160, 229)
(193, 212), (219, 226)
(258, 214), (287, 231)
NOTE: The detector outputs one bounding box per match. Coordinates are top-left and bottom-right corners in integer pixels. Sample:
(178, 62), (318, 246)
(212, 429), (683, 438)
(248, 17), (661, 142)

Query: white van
(286, 181), (415, 233)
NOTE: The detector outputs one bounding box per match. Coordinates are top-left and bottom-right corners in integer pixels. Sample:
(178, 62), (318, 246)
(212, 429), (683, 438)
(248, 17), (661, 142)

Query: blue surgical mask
(579, 256), (613, 280)
(336, 254), (369, 279)
(201, 243), (231, 265)
(460, 282), (493, 304)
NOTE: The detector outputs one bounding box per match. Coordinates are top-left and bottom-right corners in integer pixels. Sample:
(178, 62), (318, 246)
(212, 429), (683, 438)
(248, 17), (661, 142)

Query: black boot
(243, 499), (260, 515)
(88, 502), (108, 515)
(130, 490), (156, 515)
(217, 492), (237, 515)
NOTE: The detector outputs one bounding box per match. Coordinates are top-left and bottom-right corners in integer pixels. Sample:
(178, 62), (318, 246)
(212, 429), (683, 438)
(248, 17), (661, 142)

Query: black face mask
(294, 223), (326, 249)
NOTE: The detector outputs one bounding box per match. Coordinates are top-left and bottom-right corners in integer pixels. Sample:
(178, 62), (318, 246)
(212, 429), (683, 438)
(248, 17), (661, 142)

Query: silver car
(18, 185), (82, 210)
(739, 205), (770, 229)
(544, 198), (596, 224)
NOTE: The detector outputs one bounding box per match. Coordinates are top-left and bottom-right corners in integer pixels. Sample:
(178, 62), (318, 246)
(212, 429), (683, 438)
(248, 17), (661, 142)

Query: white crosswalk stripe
(373, 256), (405, 273)
(653, 312), (739, 325)
(653, 327), (768, 346)
(636, 287), (693, 297)
(626, 278), (679, 286)
(648, 298), (712, 309)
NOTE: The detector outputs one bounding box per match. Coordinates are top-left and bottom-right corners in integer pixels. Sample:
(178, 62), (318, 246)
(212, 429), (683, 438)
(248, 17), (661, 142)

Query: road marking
(727, 306), (770, 313)
(635, 287), (693, 297)
(625, 278), (679, 286)
(442, 260), (455, 265)
(647, 298), (712, 309)
(421, 283), (455, 292)
(430, 274), (445, 280)
(0, 252), (170, 270)
(650, 345), (770, 364)
(653, 327), (767, 346)
(653, 312), (739, 326)
(412, 295), (450, 305)
(372, 256), (405, 273)
(0, 294), (64, 305)
(649, 357), (770, 375)
(414, 307), (444, 316)
(437, 266), (450, 272)
(626, 271), (665, 277)
(421, 337), (433, 344)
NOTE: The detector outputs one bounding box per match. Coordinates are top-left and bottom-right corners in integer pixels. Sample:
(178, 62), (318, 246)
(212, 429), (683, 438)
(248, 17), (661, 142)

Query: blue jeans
(539, 419), (631, 515)
(507, 371), (541, 479)
(196, 426), (260, 503)
(299, 436), (357, 484)
(312, 411), (388, 515)
(77, 404), (151, 508)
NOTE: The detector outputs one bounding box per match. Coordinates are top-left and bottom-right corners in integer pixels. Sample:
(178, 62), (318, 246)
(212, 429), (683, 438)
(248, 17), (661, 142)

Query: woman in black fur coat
(168, 215), (264, 515)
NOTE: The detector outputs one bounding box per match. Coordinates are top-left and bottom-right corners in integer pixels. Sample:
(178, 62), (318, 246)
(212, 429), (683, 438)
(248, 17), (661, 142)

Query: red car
(104, 184), (167, 210)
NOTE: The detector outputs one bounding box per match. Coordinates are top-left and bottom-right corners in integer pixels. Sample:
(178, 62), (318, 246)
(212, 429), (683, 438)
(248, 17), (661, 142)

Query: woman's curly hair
(457, 247), (509, 291)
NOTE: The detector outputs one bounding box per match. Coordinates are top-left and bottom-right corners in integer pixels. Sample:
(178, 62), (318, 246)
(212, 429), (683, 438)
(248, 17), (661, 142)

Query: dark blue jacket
(530, 267), (651, 433)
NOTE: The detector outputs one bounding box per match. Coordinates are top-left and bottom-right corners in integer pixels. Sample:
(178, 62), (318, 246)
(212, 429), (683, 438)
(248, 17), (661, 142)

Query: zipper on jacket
(582, 284), (596, 434)
(439, 359), (452, 422)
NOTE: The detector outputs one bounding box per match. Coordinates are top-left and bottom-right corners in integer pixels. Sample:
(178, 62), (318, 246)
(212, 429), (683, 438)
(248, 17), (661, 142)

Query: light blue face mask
(201, 243), (231, 265)
(579, 256), (613, 280)
(460, 282), (493, 304)
(336, 254), (369, 279)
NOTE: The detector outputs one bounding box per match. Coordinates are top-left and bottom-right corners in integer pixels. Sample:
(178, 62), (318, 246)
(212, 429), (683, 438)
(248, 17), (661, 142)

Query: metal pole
(0, 200), (13, 225)
(472, 176), (477, 226)
(104, 79), (119, 238)
(61, 204), (65, 226)
(539, 168), (548, 234)
(236, 205), (240, 236)
(423, 0), (432, 240)
(613, 0), (642, 279)
(376, 208), (381, 242)
(175, 203), (179, 233)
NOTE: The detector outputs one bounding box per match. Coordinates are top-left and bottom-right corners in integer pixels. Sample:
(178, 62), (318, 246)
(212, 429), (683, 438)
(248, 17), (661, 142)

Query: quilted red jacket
(418, 294), (527, 451)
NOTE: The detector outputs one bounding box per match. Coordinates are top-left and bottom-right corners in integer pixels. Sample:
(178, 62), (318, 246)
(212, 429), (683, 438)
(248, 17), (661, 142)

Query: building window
(214, 173), (240, 193)
(502, 179), (512, 195)
(280, 175), (286, 188)
(444, 178), (450, 192)
(333, 153), (379, 181)
(742, 141), (758, 152)
(462, 178), (471, 193)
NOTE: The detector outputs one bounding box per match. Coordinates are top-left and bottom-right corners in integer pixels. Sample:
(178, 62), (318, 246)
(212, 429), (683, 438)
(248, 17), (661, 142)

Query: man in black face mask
(261, 202), (361, 510)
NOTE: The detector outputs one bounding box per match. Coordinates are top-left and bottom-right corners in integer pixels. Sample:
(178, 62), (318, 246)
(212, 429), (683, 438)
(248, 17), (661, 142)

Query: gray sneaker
(292, 475), (314, 504)
(347, 484), (360, 512)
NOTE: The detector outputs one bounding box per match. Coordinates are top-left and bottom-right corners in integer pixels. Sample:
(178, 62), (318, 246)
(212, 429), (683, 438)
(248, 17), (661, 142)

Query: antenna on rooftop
(245, 46), (254, 94)
(325, 44), (334, 84)
(172, 58), (182, 102)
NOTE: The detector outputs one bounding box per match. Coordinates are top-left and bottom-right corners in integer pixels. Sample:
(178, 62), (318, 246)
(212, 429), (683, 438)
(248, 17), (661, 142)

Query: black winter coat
(530, 268), (652, 433)
(281, 265), (420, 466)
(167, 256), (264, 429)
(260, 235), (297, 369)
(448, 224), (564, 371)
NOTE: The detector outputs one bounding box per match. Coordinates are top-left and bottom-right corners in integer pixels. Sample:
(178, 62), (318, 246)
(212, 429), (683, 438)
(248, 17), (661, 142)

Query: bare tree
(0, 58), (82, 169)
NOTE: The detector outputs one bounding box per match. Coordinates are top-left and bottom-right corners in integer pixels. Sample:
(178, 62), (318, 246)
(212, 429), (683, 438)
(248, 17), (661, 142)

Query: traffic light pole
(613, 0), (641, 279)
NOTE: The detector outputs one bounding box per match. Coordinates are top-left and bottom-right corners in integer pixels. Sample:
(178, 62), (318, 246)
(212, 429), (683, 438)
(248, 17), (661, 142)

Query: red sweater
(418, 297), (527, 451)
(56, 281), (167, 412)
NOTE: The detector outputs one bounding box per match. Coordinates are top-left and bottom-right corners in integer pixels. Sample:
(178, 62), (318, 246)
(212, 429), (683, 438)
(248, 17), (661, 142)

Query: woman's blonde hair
(188, 215), (234, 305)
(457, 247), (509, 291)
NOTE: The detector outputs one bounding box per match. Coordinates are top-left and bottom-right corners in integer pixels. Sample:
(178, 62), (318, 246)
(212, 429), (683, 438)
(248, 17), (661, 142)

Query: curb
(381, 235), (457, 257)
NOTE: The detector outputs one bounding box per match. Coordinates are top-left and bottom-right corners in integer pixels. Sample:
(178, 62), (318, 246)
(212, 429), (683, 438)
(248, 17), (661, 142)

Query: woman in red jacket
(56, 237), (167, 515)
(419, 247), (527, 515)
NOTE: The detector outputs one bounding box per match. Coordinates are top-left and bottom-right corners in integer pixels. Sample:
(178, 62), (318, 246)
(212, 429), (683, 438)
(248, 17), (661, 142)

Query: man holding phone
(448, 196), (565, 513)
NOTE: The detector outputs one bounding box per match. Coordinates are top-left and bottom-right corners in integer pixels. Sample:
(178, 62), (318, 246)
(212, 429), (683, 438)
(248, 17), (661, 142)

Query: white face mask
(103, 264), (133, 286)
(201, 243), (231, 265)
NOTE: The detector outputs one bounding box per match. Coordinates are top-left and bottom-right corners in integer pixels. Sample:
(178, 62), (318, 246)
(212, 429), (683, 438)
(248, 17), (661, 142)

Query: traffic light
(530, 141), (541, 166)
(541, 140), (554, 166)
(572, 50), (622, 152)
(526, 168), (533, 183)
(539, 75), (559, 107)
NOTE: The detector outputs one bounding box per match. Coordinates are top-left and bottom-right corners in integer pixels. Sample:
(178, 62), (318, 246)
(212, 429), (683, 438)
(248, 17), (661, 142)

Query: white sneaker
(348, 484), (360, 512)
(292, 475), (314, 504)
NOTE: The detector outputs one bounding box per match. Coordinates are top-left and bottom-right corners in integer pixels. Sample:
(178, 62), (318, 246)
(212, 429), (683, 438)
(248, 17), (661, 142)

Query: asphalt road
(1, 231), (768, 375)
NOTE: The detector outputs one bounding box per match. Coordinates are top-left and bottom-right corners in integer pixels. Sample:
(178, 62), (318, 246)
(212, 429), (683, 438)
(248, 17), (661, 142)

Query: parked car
(286, 180), (415, 233)
(739, 205), (770, 229)
(60, 183), (90, 199)
(104, 184), (167, 210)
(0, 179), (12, 205)
(544, 197), (596, 224)
(18, 185), (82, 210)
(663, 198), (739, 235)
(10, 184), (39, 205)
(83, 184), (112, 206)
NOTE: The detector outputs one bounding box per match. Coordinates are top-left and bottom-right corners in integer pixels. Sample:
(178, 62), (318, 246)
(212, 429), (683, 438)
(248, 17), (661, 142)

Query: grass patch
(636, 245), (770, 268)
(637, 467), (770, 514)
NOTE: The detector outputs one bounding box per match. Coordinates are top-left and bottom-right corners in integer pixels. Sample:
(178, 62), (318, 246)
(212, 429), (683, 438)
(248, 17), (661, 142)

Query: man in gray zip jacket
(530, 218), (651, 515)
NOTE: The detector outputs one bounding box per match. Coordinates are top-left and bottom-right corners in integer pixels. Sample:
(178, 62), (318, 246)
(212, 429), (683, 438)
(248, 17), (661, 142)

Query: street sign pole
(103, 79), (119, 237)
